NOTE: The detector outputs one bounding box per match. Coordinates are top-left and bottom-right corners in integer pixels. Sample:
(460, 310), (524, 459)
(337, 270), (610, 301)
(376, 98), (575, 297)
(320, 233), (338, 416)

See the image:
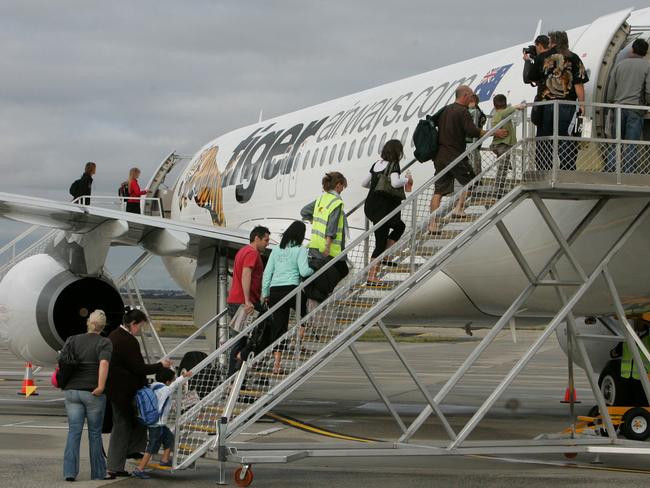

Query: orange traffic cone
(560, 386), (579, 404)
(17, 362), (38, 396)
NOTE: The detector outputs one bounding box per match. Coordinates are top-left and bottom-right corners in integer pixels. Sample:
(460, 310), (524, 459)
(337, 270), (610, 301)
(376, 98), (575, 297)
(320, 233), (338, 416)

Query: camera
(523, 45), (537, 58)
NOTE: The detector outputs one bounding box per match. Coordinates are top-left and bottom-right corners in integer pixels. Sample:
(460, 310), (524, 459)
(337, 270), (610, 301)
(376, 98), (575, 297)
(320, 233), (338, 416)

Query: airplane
(0, 7), (648, 408)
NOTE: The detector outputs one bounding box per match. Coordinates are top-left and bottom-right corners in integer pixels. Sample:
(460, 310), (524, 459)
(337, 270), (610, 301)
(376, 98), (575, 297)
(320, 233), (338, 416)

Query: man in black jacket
(526, 31), (589, 170)
(522, 35), (550, 131)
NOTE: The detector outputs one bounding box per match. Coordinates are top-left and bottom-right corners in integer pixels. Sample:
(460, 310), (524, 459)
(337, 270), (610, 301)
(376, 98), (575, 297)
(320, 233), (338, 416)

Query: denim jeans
(64, 390), (106, 480)
(605, 109), (643, 173)
(537, 103), (577, 171)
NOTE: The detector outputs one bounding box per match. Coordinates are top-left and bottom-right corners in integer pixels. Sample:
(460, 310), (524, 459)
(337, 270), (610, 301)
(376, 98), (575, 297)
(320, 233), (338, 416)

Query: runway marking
(241, 426), (285, 436)
(474, 454), (650, 475)
(0, 420), (31, 427)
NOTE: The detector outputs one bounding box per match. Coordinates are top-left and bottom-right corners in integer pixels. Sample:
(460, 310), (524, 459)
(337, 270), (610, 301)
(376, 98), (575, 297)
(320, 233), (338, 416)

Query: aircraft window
(339, 142), (347, 161)
(303, 150), (311, 170)
(348, 140), (357, 160)
(320, 146), (328, 166)
(292, 151), (301, 172)
(311, 148), (319, 168)
(367, 135), (377, 157)
(379, 132), (387, 151)
(357, 137), (367, 159)
(330, 144), (337, 164)
(401, 128), (409, 146)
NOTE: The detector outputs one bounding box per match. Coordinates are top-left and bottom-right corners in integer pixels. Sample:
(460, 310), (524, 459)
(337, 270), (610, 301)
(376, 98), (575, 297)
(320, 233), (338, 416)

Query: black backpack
(69, 179), (82, 198)
(56, 336), (79, 389)
(413, 105), (447, 163)
(118, 181), (130, 198)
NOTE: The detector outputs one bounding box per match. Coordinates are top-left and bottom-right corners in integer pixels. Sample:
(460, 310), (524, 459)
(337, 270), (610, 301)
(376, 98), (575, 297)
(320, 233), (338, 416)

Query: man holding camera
(522, 35), (550, 134)
(526, 31), (589, 170)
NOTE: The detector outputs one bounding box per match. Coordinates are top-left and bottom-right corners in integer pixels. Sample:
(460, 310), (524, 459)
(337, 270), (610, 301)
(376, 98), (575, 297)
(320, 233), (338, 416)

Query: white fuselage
(164, 8), (650, 325)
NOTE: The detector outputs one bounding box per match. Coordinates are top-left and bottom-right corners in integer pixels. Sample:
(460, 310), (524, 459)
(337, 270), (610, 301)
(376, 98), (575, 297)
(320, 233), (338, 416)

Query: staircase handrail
(160, 309), (229, 362)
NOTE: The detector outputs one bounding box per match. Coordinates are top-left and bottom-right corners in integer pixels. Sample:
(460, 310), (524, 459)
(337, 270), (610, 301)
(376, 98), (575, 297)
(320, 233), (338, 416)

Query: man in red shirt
(227, 226), (271, 376)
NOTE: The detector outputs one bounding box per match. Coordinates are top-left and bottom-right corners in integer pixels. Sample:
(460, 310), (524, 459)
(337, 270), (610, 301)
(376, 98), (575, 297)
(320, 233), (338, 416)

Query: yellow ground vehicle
(566, 405), (650, 441)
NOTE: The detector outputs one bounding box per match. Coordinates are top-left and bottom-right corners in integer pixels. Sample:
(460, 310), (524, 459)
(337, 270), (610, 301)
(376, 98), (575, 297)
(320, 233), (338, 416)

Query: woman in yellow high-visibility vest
(301, 171), (350, 284)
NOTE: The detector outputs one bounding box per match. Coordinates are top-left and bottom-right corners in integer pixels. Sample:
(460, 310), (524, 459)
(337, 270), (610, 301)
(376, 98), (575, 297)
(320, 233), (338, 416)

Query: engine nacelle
(0, 254), (124, 365)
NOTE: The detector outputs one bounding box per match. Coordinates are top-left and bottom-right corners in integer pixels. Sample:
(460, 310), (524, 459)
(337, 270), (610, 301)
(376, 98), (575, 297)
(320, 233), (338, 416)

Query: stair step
(177, 444), (196, 455)
(467, 197), (497, 207)
(395, 247), (441, 258)
(415, 229), (462, 240)
(354, 280), (399, 291)
(440, 213), (482, 223)
(185, 423), (218, 434)
(197, 406), (245, 419)
(380, 265), (412, 273)
(336, 298), (381, 308)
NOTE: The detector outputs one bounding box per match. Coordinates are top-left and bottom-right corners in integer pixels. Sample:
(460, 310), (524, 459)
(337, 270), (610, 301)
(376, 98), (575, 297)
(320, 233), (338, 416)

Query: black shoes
(107, 470), (130, 478)
(127, 452), (144, 460)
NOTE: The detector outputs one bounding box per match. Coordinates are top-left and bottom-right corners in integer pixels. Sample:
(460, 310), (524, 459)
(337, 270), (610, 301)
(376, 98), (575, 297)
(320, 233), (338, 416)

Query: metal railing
(71, 195), (164, 217)
(0, 225), (42, 273)
(519, 99), (650, 185)
(0, 229), (59, 281)
(166, 109), (523, 469)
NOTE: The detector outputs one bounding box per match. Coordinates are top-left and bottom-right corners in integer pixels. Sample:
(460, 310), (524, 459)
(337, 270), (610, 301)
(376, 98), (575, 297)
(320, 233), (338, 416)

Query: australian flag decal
(474, 64), (513, 102)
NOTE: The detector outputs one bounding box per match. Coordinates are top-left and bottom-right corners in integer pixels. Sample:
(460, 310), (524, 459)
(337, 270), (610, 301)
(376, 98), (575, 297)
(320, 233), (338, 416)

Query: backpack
(135, 383), (167, 426)
(53, 336), (79, 389)
(413, 105), (447, 163)
(69, 179), (82, 198)
(118, 181), (130, 198)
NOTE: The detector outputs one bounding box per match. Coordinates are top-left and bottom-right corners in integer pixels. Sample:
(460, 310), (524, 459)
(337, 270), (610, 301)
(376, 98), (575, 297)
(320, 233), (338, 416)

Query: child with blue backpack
(132, 368), (191, 479)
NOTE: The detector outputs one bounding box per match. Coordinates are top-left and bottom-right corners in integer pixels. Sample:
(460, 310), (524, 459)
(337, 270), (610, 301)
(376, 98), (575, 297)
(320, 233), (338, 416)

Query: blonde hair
(87, 310), (107, 333)
(128, 167), (141, 182)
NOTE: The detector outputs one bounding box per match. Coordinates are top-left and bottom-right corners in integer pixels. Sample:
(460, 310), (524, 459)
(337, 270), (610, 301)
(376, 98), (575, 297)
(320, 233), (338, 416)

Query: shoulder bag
(374, 162), (406, 201)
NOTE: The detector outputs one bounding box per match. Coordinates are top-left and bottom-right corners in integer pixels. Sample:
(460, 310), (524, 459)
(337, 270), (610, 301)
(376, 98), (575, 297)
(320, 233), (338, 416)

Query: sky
(0, 1), (641, 289)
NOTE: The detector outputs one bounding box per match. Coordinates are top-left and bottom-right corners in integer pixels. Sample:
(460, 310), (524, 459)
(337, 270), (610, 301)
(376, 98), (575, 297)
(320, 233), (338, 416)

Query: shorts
(145, 425), (174, 454)
(433, 157), (476, 196)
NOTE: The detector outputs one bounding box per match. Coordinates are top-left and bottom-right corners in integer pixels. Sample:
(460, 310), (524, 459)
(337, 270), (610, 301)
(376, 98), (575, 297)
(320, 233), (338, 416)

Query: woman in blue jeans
(61, 310), (113, 481)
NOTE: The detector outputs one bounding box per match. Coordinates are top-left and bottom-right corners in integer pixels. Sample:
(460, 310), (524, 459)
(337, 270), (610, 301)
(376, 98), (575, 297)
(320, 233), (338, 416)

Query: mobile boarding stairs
(162, 101), (650, 482)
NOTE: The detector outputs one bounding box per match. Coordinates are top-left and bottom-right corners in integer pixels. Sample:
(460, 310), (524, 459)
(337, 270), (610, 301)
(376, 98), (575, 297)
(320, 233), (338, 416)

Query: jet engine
(0, 254), (124, 365)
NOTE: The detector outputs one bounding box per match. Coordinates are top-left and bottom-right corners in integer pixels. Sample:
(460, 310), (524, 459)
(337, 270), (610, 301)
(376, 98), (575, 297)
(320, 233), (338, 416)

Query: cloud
(0, 0), (636, 287)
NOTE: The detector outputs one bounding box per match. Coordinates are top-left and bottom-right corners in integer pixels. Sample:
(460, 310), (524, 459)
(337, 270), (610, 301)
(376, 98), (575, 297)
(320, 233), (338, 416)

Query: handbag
(373, 162), (406, 201)
(55, 337), (79, 389)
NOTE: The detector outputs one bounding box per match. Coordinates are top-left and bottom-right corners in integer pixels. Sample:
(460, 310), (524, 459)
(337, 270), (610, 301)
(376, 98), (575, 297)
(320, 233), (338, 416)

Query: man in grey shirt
(606, 38), (650, 172)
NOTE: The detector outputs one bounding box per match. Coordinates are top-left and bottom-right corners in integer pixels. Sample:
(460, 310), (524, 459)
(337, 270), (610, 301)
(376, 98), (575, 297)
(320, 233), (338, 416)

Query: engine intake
(0, 254), (123, 365)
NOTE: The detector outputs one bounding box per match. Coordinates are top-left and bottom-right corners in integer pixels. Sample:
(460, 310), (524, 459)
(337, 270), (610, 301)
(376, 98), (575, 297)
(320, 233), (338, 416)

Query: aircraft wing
(0, 192), (250, 259)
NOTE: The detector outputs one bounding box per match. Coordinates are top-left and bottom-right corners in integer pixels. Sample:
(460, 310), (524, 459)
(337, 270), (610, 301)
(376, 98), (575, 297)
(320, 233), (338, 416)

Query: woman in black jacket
(71, 161), (96, 204)
(105, 308), (172, 478)
(361, 140), (413, 285)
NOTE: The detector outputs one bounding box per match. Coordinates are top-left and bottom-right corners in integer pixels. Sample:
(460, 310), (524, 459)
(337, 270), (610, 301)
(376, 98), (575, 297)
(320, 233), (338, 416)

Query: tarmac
(2, 327), (650, 487)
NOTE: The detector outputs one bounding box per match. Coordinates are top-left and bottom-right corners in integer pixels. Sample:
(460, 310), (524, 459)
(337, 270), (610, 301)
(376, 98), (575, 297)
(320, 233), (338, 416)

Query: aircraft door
(569, 8), (632, 136)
